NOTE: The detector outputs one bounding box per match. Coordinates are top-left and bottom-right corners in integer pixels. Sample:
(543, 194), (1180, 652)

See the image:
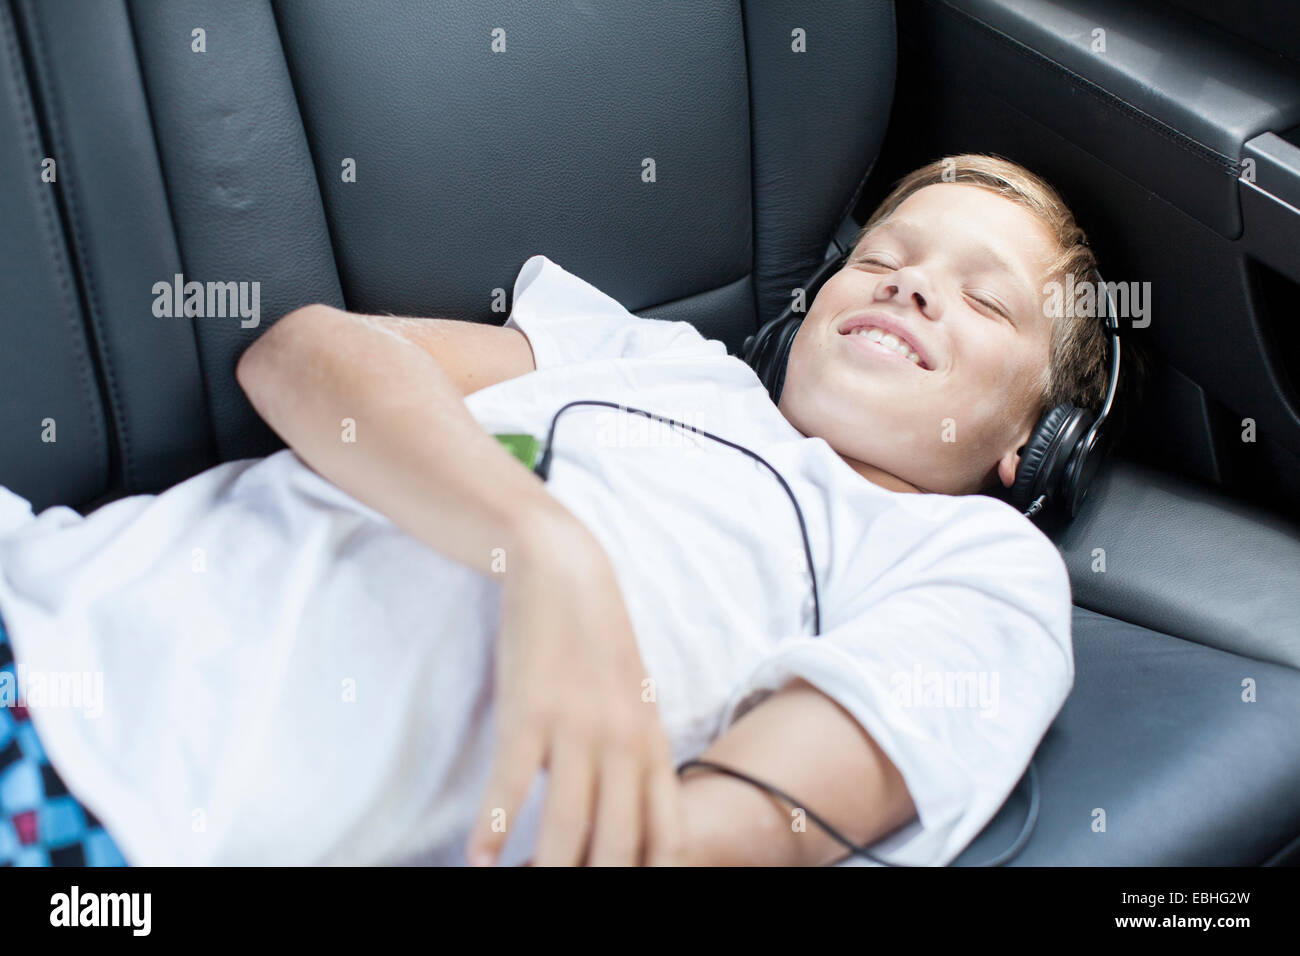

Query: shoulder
(879, 489), (1074, 625)
(903, 489), (1064, 563)
(506, 254), (728, 366)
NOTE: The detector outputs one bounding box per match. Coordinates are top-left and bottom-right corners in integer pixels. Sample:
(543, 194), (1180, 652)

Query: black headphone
(742, 247), (1122, 523)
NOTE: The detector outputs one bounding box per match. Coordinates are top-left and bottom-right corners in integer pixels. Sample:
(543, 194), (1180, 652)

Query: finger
(466, 726), (546, 867)
(585, 746), (642, 867)
(644, 754), (688, 866)
(532, 732), (596, 866)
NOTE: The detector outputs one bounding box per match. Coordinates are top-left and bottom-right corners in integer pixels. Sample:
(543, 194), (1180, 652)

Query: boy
(0, 154), (1107, 866)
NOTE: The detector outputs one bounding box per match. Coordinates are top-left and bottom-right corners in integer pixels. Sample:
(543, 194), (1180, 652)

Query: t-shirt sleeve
(503, 254), (723, 369)
(716, 502), (1075, 867)
(0, 486), (35, 538)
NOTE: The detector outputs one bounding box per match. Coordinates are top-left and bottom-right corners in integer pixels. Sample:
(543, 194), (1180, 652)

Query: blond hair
(853, 153), (1109, 415)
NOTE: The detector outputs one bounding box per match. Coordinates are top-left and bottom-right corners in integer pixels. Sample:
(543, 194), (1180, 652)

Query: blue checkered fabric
(0, 610), (126, 866)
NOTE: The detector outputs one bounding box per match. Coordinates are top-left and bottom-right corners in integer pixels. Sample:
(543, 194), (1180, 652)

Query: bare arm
(679, 678), (917, 866)
(235, 303), (573, 574)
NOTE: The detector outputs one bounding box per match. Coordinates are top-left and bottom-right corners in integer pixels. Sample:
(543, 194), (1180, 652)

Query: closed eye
(967, 292), (1013, 322)
(967, 293), (1006, 317)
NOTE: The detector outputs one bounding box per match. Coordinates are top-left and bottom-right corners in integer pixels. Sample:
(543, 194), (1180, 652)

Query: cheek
(948, 341), (1038, 431)
(953, 327), (1028, 389)
(790, 322), (838, 391)
(785, 331), (866, 433)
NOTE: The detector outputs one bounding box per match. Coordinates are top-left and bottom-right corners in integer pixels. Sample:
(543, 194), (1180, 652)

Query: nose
(878, 268), (938, 318)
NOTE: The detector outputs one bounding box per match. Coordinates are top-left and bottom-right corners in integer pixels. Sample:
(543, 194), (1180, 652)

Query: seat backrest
(1, 0), (896, 511)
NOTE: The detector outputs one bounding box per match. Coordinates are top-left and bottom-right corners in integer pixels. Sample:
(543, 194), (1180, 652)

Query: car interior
(1, 0), (1298, 866)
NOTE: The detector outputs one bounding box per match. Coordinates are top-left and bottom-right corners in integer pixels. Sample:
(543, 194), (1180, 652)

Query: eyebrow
(865, 218), (1037, 307)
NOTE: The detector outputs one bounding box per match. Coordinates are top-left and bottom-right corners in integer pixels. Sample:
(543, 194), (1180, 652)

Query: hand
(518, 774), (720, 866)
(465, 510), (687, 866)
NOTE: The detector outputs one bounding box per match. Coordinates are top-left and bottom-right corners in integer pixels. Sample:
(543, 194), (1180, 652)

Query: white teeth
(850, 326), (924, 368)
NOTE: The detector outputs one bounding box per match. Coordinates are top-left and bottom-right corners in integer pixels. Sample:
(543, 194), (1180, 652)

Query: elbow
(236, 302), (333, 400)
(234, 337), (264, 399)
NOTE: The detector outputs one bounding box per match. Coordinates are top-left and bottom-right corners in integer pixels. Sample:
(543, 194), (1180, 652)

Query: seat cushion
(1054, 459), (1300, 671)
(954, 607), (1300, 865)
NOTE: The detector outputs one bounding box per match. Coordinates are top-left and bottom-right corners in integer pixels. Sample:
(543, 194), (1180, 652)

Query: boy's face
(779, 183), (1057, 496)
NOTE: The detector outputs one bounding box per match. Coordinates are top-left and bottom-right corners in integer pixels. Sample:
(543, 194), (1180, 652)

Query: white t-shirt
(0, 254), (1074, 867)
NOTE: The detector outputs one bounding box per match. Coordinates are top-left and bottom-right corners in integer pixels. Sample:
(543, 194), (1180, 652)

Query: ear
(996, 447), (1021, 489)
(997, 418), (1039, 489)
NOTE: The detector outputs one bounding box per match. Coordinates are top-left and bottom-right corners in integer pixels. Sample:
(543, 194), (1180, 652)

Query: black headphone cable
(675, 756), (1041, 867)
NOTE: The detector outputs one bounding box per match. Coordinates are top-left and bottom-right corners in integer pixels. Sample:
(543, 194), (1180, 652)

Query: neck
(841, 455), (926, 494)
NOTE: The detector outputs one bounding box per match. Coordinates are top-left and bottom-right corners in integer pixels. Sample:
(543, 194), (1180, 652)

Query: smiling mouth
(840, 326), (931, 370)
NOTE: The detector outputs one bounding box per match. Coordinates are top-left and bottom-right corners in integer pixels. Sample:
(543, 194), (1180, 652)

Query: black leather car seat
(2, 0), (1297, 865)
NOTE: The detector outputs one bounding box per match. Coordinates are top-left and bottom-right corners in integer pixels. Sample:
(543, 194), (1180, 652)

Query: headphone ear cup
(1062, 407), (1102, 516)
(747, 250), (848, 402)
(766, 314), (804, 405)
(1009, 404), (1077, 513)
(746, 311), (803, 405)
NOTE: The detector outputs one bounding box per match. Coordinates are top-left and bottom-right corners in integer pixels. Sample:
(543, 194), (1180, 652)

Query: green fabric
(494, 433), (540, 470)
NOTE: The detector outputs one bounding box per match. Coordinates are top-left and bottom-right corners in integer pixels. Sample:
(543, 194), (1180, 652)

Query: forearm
(236, 304), (575, 576)
(679, 678), (917, 866)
